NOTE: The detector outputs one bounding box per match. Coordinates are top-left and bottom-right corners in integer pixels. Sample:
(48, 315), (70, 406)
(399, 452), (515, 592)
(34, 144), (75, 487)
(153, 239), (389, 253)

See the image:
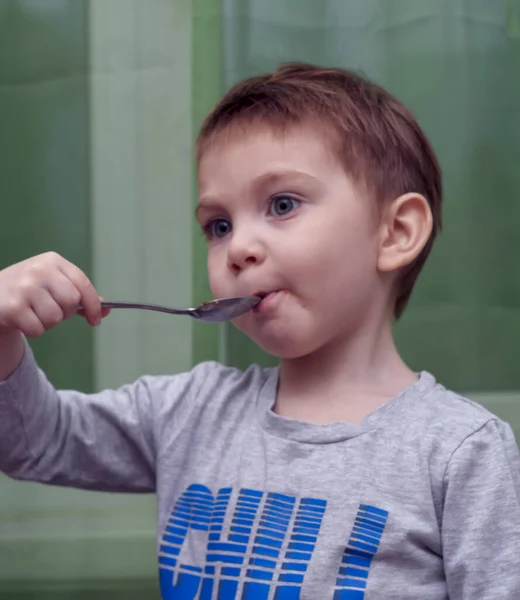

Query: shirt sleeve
(0, 341), (195, 493)
(442, 418), (520, 600)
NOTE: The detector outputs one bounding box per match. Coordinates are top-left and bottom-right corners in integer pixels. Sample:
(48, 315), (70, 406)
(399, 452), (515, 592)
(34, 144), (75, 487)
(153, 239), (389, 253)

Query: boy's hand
(0, 252), (109, 339)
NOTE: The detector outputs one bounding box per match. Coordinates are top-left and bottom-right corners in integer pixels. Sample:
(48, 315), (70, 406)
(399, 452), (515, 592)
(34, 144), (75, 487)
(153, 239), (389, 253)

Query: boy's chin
(247, 332), (318, 361)
(233, 314), (324, 360)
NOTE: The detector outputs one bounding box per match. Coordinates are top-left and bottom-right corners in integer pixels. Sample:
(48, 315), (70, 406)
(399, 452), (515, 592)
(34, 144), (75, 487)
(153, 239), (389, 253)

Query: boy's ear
(377, 192), (433, 273)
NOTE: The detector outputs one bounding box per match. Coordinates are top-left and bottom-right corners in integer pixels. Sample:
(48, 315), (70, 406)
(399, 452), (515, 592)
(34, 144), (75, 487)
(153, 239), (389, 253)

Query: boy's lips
(252, 289), (284, 313)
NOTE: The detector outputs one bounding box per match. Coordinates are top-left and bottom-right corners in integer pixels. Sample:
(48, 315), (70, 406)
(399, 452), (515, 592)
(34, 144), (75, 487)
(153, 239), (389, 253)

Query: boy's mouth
(252, 290), (283, 312)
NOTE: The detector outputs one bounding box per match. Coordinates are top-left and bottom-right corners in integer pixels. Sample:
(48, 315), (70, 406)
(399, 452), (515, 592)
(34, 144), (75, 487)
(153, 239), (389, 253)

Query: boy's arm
(0, 252), (182, 492)
(0, 338), (163, 493)
(442, 419), (520, 599)
(0, 330), (25, 381)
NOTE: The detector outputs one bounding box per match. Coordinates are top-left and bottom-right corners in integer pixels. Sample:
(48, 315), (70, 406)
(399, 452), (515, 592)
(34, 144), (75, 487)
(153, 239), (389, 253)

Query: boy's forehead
(197, 122), (341, 185)
(201, 119), (336, 152)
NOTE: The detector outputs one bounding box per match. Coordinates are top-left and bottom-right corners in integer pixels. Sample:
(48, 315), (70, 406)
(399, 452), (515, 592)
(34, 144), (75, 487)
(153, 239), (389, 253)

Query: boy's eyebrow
(196, 169), (321, 218)
(195, 200), (216, 217)
(250, 169), (321, 193)
(195, 199), (226, 221)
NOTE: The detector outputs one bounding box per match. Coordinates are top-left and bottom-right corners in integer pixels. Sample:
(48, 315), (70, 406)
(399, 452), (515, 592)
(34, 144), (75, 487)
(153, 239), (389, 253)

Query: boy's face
(196, 124), (386, 359)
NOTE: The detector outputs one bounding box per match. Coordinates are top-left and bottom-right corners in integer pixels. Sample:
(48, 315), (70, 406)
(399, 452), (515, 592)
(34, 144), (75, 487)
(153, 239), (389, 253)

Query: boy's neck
(275, 318), (417, 425)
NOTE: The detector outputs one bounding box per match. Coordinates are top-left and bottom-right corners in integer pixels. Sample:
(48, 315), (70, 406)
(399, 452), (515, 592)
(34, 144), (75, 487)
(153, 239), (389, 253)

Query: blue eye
(205, 218), (232, 239)
(269, 195), (300, 216)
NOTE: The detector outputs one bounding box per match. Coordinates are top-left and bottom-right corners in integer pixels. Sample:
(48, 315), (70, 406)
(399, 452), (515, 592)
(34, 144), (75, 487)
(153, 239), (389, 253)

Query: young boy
(0, 63), (518, 599)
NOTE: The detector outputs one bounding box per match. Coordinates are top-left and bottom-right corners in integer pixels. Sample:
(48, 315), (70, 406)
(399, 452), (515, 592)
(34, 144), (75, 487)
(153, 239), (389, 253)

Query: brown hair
(196, 62), (442, 318)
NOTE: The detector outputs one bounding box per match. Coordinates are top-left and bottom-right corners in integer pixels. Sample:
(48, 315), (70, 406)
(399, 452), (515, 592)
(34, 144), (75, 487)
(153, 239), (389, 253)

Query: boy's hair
(196, 62), (442, 318)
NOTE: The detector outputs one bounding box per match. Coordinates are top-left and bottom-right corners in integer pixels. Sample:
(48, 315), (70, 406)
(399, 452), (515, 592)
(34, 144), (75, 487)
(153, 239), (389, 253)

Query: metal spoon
(94, 296), (261, 323)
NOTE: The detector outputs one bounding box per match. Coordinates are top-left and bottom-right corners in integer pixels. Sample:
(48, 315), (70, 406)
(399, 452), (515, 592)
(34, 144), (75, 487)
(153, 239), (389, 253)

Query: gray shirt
(1, 342), (519, 599)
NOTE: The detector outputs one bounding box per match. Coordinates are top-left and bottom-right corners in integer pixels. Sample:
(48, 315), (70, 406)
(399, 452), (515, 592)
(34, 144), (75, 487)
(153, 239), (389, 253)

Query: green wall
(0, 0), (93, 392)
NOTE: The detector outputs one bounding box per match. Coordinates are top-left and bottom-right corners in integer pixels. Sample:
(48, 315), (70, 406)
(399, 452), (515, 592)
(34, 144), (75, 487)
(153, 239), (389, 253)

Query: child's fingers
(77, 299), (111, 324)
(29, 288), (65, 331)
(57, 259), (101, 325)
(44, 271), (83, 320)
(15, 308), (46, 338)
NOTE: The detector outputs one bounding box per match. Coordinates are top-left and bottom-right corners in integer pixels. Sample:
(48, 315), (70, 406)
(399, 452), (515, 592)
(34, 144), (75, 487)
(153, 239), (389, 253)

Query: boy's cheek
(208, 278), (221, 299)
(207, 271), (228, 301)
(206, 256), (223, 297)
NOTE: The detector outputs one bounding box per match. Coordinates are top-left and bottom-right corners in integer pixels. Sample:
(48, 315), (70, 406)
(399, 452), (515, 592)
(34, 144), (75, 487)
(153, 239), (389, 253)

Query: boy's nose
(227, 229), (266, 274)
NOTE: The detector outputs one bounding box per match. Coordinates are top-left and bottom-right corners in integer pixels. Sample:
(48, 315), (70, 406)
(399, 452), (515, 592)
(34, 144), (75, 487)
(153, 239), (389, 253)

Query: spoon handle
(99, 301), (192, 316)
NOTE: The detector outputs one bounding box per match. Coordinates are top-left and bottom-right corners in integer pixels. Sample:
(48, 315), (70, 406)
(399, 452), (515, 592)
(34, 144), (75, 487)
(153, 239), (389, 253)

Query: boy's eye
(206, 218), (232, 239)
(269, 195), (300, 217)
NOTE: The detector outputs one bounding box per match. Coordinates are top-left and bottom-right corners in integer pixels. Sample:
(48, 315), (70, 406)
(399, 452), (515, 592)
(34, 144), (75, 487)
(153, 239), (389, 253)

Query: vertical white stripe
(89, 0), (194, 389)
